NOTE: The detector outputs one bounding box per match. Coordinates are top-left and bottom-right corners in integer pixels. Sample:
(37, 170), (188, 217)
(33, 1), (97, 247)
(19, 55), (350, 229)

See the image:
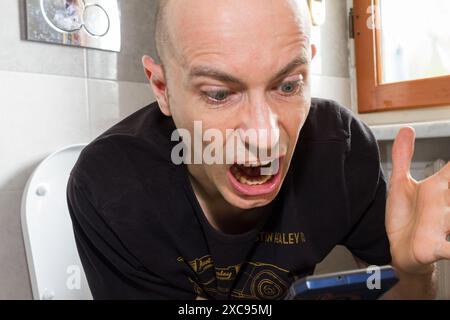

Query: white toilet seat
(21, 144), (92, 300)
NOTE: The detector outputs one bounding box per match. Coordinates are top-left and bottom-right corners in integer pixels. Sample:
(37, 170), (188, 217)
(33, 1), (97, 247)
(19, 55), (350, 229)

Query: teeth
(241, 162), (260, 168)
(242, 159), (274, 168)
(236, 171), (272, 185)
(231, 166), (273, 186)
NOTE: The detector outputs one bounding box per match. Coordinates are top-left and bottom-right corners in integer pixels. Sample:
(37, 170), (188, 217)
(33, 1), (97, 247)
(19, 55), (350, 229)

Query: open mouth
(230, 161), (275, 185)
(227, 158), (283, 196)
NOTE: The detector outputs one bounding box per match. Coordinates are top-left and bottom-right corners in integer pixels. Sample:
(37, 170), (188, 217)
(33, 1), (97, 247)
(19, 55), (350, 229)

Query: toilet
(21, 144), (92, 300)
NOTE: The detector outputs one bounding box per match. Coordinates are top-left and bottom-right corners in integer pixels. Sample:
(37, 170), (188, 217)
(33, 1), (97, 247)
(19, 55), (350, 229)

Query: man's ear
(311, 44), (317, 60)
(142, 55), (171, 116)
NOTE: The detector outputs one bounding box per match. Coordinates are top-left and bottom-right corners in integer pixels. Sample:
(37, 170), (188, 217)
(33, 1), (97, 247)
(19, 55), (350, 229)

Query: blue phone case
(285, 265), (399, 300)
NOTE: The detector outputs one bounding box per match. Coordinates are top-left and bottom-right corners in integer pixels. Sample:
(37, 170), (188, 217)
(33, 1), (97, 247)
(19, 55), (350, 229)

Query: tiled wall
(0, 0), (156, 299)
(311, 0), (352, 109)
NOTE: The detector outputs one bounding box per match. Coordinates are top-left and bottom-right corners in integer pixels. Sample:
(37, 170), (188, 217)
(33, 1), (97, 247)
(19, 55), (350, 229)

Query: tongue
(237, 165), (262, 177)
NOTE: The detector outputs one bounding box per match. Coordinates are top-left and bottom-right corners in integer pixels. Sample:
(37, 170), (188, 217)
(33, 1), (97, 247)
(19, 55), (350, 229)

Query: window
(353, 0), (450, 113)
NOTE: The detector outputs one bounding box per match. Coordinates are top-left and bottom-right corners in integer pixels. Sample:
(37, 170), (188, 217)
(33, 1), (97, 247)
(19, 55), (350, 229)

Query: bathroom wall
(0, 0), (156, 299)
(311, 0), (352, 109)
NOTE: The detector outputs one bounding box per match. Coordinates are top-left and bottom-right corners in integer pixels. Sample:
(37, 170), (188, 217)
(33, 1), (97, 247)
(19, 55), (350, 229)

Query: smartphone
(285, 265), (399, 300)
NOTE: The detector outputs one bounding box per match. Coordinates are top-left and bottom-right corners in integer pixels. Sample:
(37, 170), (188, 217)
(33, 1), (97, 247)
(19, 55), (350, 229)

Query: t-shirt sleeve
(66, 171), (192, 300)
(339, 113), (392, 266)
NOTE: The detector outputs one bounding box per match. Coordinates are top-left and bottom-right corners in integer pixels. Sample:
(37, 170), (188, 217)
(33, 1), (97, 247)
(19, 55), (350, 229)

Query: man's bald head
(154, 0), (171, 64)
(154, 0), (312, 66)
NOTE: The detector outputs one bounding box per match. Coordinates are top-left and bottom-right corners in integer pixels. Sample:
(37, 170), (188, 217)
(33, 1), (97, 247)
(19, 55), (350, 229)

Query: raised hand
(386, 127), (450, 275)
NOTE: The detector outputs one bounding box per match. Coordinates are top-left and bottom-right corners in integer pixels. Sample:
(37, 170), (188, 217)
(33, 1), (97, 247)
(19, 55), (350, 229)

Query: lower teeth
(231, 167), (273, 186)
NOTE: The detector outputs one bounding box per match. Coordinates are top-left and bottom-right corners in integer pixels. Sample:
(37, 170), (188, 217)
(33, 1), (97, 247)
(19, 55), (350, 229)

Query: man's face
(162, 0), (313, 210)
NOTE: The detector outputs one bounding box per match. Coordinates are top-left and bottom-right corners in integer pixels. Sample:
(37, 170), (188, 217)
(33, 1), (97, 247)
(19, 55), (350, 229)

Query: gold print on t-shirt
(215, 264), (241, 281)
(230, 262), (289, 300)
(256, 232), (306, 245)
(178, 256), (290, 300)
(178, 255), (214, 274)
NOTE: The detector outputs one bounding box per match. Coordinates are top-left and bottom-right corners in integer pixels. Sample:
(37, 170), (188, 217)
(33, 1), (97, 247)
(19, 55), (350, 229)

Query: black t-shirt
(67, 98), (391, 300)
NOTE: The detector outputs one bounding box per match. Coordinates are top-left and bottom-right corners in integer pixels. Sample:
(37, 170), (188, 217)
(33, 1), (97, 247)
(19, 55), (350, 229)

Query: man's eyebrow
(188, 67), (244, 86)
(188, 55), (308, 85)
(271, 55), (308, 82)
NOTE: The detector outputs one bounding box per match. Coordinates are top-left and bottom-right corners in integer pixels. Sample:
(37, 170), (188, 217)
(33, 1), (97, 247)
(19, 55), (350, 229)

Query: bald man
(67, 0), (449, 300)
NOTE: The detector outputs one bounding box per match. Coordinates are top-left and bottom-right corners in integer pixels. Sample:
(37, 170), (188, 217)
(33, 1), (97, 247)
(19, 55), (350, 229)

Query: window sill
(370, 120), (450, 141)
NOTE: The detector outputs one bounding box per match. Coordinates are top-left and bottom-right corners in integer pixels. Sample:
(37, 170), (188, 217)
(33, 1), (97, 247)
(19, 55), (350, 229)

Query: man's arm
(354, 257), (437, 300)
(67, 171), (195, 299)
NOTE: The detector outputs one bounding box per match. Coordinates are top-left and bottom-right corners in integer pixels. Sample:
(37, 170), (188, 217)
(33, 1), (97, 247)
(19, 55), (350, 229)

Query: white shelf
(370, 121), (450, 141)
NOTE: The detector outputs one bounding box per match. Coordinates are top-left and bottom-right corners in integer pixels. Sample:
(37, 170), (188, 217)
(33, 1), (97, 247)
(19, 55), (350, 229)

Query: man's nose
(239, 96), (280, 154)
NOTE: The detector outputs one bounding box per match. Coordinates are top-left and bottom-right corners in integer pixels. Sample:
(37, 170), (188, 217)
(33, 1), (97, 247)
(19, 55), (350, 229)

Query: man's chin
(221, 191), (277, 211)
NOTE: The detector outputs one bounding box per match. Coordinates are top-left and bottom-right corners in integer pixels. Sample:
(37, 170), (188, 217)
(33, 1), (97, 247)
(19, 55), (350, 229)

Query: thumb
(391, 127), (416, 181)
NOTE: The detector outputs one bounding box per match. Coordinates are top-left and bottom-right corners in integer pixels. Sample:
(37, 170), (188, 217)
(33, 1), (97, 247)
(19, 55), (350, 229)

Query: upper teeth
(243, 160), (273, 167)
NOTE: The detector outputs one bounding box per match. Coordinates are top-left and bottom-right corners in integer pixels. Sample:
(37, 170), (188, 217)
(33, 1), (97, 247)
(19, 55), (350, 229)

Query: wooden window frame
(353, 0), (450, 114)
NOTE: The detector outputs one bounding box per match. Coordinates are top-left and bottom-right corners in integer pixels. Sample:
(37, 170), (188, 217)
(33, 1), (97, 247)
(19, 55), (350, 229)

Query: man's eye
(201, 90), (231, 104)
(279, 81), (302, 95)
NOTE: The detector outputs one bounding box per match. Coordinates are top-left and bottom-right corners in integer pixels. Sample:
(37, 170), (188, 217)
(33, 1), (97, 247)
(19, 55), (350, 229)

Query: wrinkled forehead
(164, 0), (311, 70)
